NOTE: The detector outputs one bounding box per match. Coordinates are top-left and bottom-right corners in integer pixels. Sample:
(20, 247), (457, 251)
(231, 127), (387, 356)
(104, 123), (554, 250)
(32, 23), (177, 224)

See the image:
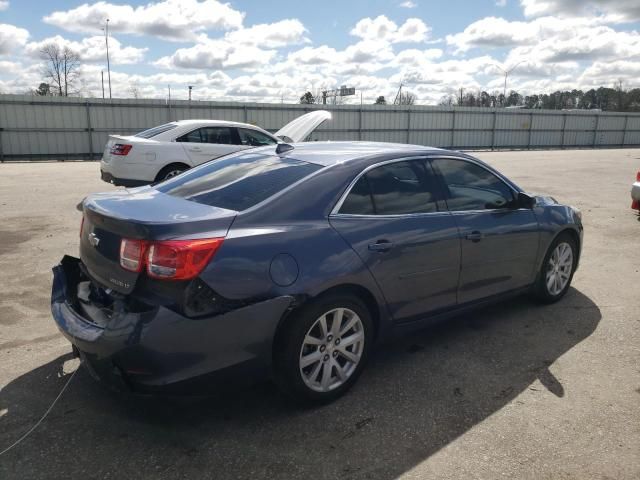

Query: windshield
(134, 123), (178, 139)
(156, 152), (322, 211)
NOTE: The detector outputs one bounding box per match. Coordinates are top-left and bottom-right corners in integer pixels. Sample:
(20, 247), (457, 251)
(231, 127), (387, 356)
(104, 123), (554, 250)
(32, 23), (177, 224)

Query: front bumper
(51, 256), (293, 393)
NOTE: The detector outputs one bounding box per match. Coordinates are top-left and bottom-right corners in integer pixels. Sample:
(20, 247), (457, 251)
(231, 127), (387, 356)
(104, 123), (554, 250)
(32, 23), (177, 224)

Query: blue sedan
(51, 142), (583, 403)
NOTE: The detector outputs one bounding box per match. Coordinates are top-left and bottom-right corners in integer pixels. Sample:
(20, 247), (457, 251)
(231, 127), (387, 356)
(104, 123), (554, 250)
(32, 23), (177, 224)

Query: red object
(119, 238), (224, 280)
(632, 199), (639, 211)
(120, 238), (149, 272)
(79, 216), (84, 238)
(636, 171), (640, 182)
(110, 144), (133, 156)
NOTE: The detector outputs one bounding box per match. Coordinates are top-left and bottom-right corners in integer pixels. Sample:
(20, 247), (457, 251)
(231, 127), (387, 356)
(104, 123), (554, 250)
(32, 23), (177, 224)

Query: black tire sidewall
(536, 233), (578, 303)
(273, 294), (373, 404)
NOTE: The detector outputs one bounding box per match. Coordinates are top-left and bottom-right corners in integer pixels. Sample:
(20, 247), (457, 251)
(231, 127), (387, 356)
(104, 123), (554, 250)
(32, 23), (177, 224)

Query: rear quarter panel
(200, 219), (394, 340)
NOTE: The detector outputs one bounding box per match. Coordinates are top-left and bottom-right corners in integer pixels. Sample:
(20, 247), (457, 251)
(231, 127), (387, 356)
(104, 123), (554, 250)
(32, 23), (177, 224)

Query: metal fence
(0, 94), (639, 161)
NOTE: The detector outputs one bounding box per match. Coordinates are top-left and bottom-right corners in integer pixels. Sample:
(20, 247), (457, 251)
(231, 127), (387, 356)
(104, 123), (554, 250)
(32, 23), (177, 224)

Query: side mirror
(518, 192), (536, 209)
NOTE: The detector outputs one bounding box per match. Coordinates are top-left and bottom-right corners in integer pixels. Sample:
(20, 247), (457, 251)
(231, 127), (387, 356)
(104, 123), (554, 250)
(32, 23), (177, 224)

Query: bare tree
(397, 91), (416, 105)
(40, 43), (81, 97)
(129, 84), (141, 99)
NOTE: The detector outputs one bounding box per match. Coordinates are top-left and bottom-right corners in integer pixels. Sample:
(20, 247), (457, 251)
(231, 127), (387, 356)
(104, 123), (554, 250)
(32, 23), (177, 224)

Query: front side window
(238, 128), (277, 147)
(433, 158), (515, 211)
(339, 160), (439, 215)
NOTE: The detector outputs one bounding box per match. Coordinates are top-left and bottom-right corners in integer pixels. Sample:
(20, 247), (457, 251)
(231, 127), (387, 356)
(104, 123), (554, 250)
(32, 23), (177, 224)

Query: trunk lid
(275, 110), (331, 143)
(101, 135), (155, 164)
(80, 187), (236, 294)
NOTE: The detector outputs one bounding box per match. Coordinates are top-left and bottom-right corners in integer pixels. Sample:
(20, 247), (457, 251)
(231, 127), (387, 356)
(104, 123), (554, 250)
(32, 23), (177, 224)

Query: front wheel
(533, 233), (578, 303)
(273, 295), (373, 404)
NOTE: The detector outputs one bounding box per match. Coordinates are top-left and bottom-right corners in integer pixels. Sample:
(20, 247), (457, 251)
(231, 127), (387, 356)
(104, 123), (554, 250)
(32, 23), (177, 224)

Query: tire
(155, 164), (188, 182)
(273, 294), (373, 404)
(533, 232), (578, 303)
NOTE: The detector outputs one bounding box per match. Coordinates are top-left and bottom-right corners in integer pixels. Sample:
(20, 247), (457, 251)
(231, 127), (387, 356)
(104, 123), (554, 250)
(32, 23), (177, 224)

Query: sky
(0, 0), (639, 104)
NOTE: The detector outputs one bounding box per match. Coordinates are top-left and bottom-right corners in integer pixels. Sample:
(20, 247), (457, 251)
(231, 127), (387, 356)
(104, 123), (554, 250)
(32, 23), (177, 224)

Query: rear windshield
(134, 123), (178, 139)
(156, 152), (322, 211)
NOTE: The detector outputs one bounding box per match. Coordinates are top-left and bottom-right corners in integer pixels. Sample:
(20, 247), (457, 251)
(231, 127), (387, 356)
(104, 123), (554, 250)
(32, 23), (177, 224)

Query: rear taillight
(120, 238), (148, 272)
(147, 239), (224, 280)
(110, 144), (133, 156)
(636, 171), (640, 182)
(119, 238), (223, 280)
(80, 216), (84, 238)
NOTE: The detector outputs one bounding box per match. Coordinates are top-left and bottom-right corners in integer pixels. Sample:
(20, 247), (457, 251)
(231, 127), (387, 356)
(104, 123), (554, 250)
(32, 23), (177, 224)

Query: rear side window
(134, 123), (178, 139)
(157, 153), (322, 211)
(432, 158), (515, 211)
(340, 160), (438, 215)
(176, 127), (238, 144)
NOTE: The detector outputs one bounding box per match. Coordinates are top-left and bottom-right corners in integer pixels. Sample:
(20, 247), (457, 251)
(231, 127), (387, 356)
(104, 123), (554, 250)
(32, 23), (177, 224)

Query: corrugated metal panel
(0, 94), (639, 161)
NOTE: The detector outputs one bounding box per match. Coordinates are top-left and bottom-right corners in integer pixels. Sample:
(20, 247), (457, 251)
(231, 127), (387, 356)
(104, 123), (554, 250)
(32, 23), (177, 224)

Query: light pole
(490, 61), (524, 106)
(104, 19), (112, 99)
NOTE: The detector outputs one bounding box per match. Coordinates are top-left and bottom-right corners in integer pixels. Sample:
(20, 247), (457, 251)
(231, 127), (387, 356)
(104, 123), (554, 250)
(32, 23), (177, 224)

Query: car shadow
(0, 288), (600, 479)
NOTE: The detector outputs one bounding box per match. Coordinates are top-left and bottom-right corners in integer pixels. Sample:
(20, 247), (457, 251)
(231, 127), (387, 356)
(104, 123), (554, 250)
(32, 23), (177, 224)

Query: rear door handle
(188, 146), (202, 152)
(368, 241), (394, 252)
(465, 231), (483, 242)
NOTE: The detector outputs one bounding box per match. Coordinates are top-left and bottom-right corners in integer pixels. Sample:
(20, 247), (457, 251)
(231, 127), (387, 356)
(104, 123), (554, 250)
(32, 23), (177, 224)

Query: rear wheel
(534, 233), (577, 303)
(155, 163), (188, 182)
(273, 294), (373, 404)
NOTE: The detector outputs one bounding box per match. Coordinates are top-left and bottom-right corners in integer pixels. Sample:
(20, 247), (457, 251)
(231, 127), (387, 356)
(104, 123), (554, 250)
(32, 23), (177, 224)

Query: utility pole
(104, 19), (112, 99)
(490, 61), (524, 106)
(101, 70), (105, 99)
(188, 85), (193, 102)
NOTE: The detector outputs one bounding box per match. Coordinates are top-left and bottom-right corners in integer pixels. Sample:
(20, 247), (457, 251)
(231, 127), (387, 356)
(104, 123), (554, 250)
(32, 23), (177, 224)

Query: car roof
(272, 141), (447, 167)
(172, 119), (269, 130)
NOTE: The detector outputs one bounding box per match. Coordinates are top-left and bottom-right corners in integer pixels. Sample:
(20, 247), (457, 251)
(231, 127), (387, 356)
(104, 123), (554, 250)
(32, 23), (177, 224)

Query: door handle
(188, 147), (202, 152)
(368, 241), (394, 252)
(465, 231), (483, 242)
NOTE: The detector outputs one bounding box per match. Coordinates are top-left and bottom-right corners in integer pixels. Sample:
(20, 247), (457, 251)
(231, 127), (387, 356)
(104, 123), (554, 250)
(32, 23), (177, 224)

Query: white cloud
(350, 15), (431, 43)
(0, 2), (9, 11)
(155, 39), (275, 70)
(446, 17), (538, 52)
(43, 0), (245, 41)
(25, 35), (147, 64)
(0, 23), (29, 55)
(399, 1), (417, 8)
(521, 0), (640, 22)
(224, 19), (308, 48)
(496, 0), (507, 6)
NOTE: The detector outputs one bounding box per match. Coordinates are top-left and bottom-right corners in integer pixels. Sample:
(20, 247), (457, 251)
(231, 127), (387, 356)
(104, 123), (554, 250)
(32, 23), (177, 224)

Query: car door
(430, 157), (540, 304)
(330, 158), (461, 322)
(177, 126), (243, 165)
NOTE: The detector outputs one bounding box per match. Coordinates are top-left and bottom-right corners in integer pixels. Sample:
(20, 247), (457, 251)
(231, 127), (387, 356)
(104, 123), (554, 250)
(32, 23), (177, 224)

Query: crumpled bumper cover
(51, 256), (294, 392)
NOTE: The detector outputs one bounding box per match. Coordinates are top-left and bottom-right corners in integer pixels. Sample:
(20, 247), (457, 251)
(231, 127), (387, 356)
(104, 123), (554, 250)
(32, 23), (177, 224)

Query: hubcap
(164, 169), (183, 179)
(299, 308), (365, 392)
(546, 242), (573, 296)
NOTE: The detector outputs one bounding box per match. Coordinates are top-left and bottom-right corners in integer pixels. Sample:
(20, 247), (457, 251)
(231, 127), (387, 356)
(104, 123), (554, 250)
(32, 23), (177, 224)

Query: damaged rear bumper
(51, 256), (294, 393)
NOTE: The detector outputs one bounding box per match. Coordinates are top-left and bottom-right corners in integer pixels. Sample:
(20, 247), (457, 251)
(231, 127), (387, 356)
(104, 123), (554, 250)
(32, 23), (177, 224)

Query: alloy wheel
(299, 308), (365, 392)
(546, 242), (573, 296)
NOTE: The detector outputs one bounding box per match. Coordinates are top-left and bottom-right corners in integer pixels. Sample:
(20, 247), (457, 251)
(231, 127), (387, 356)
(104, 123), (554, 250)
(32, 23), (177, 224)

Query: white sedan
(100, 110), (331, 186)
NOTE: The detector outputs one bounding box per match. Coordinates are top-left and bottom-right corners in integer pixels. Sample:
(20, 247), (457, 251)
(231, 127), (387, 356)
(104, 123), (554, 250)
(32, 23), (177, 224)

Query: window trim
(331, 154), (523, 218)
(330, 156), (445, 218)
(429, 156), (521, 214)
